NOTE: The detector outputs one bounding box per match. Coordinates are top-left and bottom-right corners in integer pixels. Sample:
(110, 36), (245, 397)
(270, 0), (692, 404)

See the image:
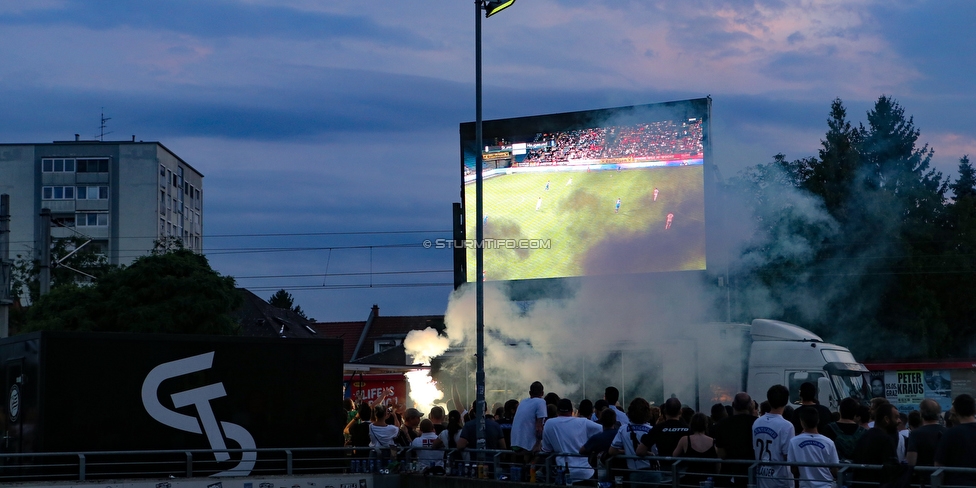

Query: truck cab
(747, 319), (869, 410)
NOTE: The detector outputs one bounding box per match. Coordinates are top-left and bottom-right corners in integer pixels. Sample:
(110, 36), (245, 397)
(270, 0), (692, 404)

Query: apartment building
(0, 138), (203, 267)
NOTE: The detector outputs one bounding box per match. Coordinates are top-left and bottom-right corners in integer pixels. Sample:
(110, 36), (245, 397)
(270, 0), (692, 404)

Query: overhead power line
(206, 230), (452, 238)
(243, 282), (453, 292)
(233, 269), (452, 280)
(8, 229), (451, 244)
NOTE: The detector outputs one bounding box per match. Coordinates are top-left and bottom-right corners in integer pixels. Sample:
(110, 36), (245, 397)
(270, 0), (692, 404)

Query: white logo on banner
(142, 352), (257, 477)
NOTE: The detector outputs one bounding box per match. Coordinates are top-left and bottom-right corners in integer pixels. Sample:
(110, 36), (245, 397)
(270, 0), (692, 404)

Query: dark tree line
(13, 240), (242, 335)
(730, 96), (975, 359)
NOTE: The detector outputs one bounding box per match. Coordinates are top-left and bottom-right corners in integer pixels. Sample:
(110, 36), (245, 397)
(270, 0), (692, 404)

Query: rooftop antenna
(97, 108), (112, 141)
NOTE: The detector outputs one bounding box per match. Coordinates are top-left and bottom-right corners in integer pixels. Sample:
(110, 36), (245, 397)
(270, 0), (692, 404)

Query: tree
(269, 289), (295, 309)
(950, 155), (976, 200)
(732, 96), (958, 358)
(857, 96), (946, 231)
(24, 248), (242, 335)
(810, 99), (861, 221)
(852, 96), (949, 355)
(269, 289), (310, 320)
(10, 235), (113, 305)
(937, 156), (976, 346)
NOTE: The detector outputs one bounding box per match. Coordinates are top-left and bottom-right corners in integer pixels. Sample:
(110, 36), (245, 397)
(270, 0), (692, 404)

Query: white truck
(658, 319), (869, 412)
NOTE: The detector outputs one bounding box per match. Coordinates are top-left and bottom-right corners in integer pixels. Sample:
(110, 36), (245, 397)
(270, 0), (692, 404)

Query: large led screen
(460, 98), (709, 282)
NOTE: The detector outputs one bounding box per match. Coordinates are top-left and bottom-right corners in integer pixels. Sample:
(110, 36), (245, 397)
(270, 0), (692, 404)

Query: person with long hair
(673, 413), (719, 487)
(434, 409), (464, 449)
(610, 398), (659, 486)
(369, 404), (401, 449)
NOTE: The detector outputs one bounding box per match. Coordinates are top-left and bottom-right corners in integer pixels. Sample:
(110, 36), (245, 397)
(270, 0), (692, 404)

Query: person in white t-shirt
(411, 419), (444, 469)
(788, 407), (838, 488)
(753, 385), (795, 488)
(541, 398), (603, 483)
(609, 397), (658, 486)
(369, 405), (402, 449)
(511, 381), (548, 453)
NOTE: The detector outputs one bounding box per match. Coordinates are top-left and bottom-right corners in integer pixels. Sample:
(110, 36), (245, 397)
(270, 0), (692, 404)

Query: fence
(1, 447), (975, 488)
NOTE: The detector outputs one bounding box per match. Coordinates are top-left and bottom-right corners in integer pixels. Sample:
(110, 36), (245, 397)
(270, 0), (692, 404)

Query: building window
(373, 339), (402, 354)
(76, 212), (108, 227)
(41, 158), (76, 173)
(76, 186), (109, 200)
(160, 165), (166, 177)
(76, 158), (109, 173)
(52, 216), (75, 228)
(42, 186), (75, 200)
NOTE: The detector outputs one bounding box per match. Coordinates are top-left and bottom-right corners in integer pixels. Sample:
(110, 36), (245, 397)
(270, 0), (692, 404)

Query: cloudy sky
(2, 0), (973, 322)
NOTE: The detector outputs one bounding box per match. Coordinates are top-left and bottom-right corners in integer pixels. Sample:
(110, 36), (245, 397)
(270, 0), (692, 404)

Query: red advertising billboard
(344, 373), (408, 406)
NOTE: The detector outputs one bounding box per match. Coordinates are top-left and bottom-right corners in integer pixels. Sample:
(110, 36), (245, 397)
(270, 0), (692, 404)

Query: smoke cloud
(433, 160), (886, 409)
(431, 100), (923, 410)
(403, 327), (451, 414)
(437, 272), (724, 409)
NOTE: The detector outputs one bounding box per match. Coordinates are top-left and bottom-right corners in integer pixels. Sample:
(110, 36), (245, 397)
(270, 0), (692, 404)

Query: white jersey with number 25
(752, 413), (795, 488)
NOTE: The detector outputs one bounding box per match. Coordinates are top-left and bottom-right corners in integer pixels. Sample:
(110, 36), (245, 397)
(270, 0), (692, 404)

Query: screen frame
(457, 97), (717, 293)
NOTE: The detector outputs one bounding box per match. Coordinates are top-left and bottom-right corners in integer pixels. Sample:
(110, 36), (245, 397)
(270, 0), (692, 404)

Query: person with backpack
(826, 397), (865, 462)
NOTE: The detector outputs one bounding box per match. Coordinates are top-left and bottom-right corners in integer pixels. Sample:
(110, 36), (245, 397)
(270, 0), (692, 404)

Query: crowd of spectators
(521, 120), (703, 165)
(342, 382), (976, 487)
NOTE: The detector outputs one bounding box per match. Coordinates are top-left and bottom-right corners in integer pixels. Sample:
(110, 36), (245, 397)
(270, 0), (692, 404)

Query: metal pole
(474, 0), (487, 452)
(39, 208), (52, 296)
(0, 194), (10, 338)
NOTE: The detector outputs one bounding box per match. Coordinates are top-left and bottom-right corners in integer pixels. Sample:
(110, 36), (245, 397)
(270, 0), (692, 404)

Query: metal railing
(2, 446), (976, 487)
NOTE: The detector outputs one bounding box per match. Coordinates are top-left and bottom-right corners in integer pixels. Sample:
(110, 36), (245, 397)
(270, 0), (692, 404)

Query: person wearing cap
(402, 408), (424, 442)
(541, 398), (602, 484)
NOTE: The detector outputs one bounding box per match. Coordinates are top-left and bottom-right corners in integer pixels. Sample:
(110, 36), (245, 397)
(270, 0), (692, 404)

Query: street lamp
(474, 0), (515, 451)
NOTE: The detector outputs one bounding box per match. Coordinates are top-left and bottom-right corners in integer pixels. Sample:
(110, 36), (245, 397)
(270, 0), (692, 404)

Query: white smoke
(437, 272), (723, 409)
(431, 162), (854, 409)
(403, 327), (451, 414)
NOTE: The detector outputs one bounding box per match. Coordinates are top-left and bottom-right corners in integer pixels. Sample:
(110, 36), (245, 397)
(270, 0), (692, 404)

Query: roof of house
(235, 288), (319, 339)
(313, 305), (445, 363)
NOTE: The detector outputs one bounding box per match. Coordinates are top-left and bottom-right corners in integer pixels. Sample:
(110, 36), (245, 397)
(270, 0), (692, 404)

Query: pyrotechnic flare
(404, 327), (450, 414)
